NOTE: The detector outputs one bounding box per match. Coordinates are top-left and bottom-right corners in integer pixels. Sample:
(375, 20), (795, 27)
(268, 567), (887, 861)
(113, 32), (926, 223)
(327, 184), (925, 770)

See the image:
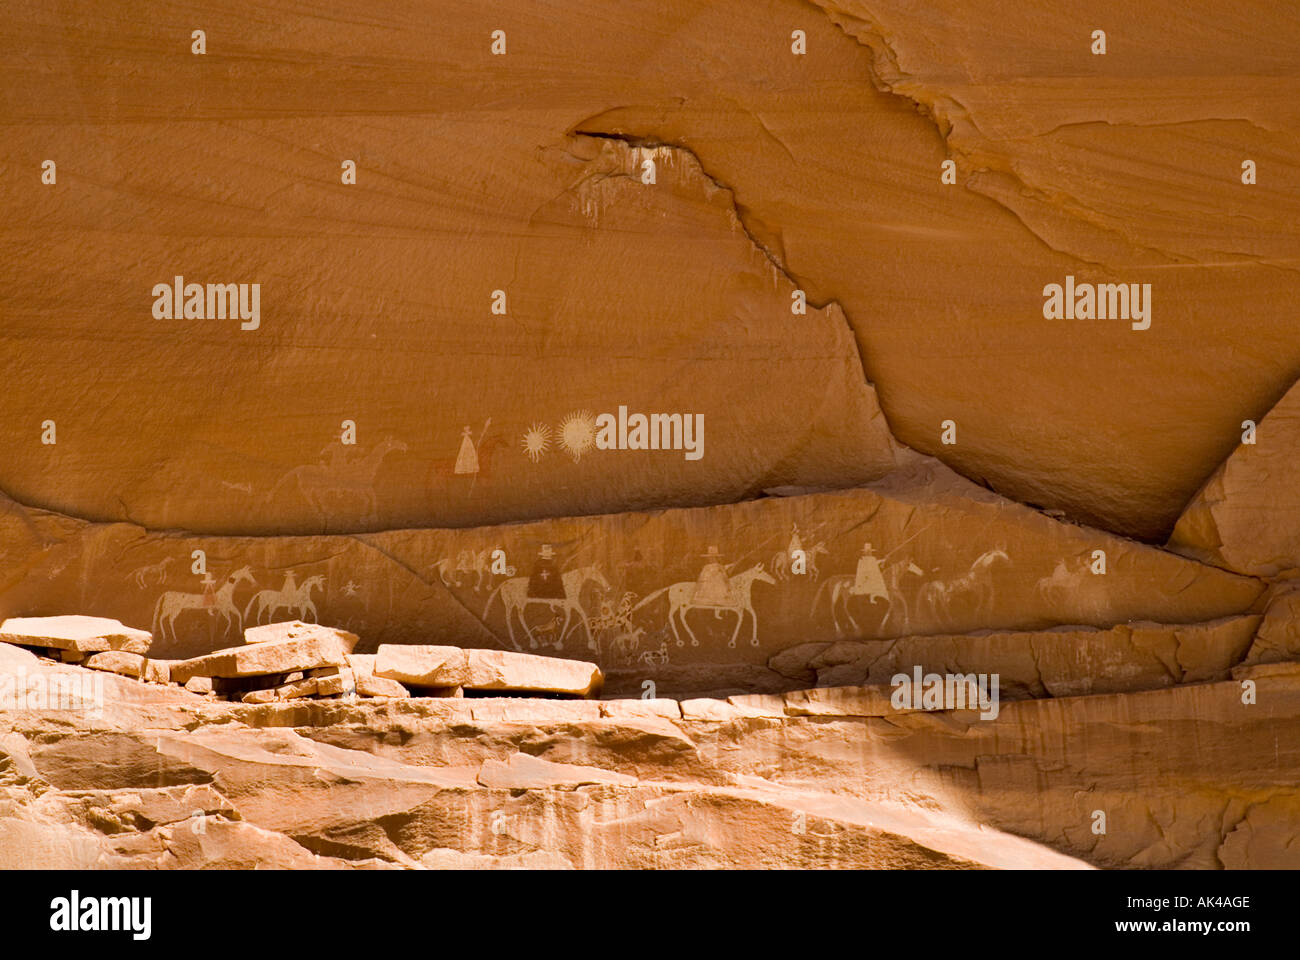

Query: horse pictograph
(244, 572), (326, 625)
(1033, 555), (1107, 619)
(814, 557), (927, 637)
(917, 548), (1011, 628)
(130, 557), (175, 590)
(632, 564), (775, 648)
(269, 437), (406, 524)
(772, 542), (829, 581)
(434, 549), (515, 592)
(482, 565), (611, 651)
(638, 641), (669, 666)
(878, 561), (926, 631)
(153, 566), (257, 644)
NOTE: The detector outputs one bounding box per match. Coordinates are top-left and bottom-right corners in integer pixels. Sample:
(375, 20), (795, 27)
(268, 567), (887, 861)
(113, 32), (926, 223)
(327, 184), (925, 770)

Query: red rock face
(0, 0), (1297, 870)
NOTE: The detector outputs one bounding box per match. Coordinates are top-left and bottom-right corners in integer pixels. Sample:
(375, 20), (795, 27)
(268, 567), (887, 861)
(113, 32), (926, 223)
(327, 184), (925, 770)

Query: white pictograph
(268, 436), (406, 524)
(557, 411), (597, 463)
(483, 560), (611, 651)
(244, 571), (326, 625)
(435, 549), (516, 592)
(153, 566), (257, 644)
(521, 422), (551, 463)
(632, 553), (775, 649)
(917, 548), (1011, 629)
(130, 556), (175, 590)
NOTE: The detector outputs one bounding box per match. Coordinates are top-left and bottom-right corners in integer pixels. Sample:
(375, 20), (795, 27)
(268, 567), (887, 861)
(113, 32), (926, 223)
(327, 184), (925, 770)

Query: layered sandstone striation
(0, 634), (1296, 869)
(1170, 377), (1300, 578)
(0, 452), (1264, 685)
(2, 0), (1298, 540)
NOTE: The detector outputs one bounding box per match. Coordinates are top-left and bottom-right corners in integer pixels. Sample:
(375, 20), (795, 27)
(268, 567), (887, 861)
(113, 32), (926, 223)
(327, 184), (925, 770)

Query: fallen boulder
(142, 659), (171, 685)
(82, 651), (145, 678)
(346, 654), (410, 698)
(315, 669), (355, 697)
(375, 645), (602, 696)
(0, 616), (151, 655)
(375, 645), (467, 688)
(356, 675), (409, 699)
(243, 621), (358, 652)
(273, 677), (320, 700)
(184, 677), (214, 695)
(464, 649), (603, 696)
(171, 632), (351, 683)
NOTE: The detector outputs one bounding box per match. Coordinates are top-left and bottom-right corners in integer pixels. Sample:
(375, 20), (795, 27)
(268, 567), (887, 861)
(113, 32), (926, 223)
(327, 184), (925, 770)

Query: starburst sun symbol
(558, 410), (596, 463)
(521, 422), (552, 463)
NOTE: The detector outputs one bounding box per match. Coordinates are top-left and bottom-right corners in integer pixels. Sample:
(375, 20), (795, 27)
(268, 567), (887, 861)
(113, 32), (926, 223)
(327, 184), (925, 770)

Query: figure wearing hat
(850, 542), (887, 600)
(693, 546), (736, 606)
(200, 572), (218, 610)
(454, 425), (479, 476)
(527, 544), (566, 600)
(787, 525), (804, 558)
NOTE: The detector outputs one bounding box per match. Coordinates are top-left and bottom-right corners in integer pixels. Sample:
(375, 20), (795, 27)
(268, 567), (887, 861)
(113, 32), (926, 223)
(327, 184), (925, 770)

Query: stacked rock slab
(0, 616), (151, 658)
(166, 622), (362, 702)
(170, 623), (356, 683)
(345, 655), (410, 699)
(81, 651), (148, 679)
(243, 621), (359, 649)
(375, 645), (603, 697)
(4, 645), (1296, 868)
(0, 613), (604, 704)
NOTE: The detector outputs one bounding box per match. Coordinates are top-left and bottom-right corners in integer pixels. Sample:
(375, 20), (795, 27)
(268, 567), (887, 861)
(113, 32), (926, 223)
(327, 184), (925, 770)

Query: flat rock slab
(0, 616), (151, 655)
(345, 654), (377, 678)
(771, 616), (1262, 700)
(273, 677), (319, 700)
(477, 753), (638, 790)
(464, 649), (602, 696)
(1232, 661), (1300, 681)
(598, 699), (683, 720)
(82, 651), (146, 678)
(141, 659), (171, 685)
(375, 645), (602, 696)
(782, 686), (898, 718)
(375, 645), (466, 687)
(244, 621), (358, 653)
(355, 674), (409, 699)
(172, 634), (351, 683)
(315, 669), (354, 697)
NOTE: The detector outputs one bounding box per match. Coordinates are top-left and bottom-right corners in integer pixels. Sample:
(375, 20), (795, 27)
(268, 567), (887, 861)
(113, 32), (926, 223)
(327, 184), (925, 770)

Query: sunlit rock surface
(1, 0), (1297, 870)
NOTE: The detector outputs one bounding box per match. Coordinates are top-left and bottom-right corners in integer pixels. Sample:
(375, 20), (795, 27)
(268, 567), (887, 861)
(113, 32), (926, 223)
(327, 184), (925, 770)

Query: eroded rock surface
(2, 1), (1297, 542)
(1, 0), (1297, 871)
(1170, 378), (1300, 578)
(0, 454), (1265, 689)
(1, 642), (1295, 869)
